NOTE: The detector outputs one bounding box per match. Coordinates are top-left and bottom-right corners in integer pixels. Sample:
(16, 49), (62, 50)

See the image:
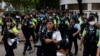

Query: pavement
(0, 41), (83, 56)
(0, 42), (37, 56)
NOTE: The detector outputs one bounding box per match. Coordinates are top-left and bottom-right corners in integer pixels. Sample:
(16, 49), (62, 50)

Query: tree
(2, 0), (59, 11)
(0, 0), (1, 2)
(39, 0), (60, 9)
(3, 0), (37, 11)
(77, 0), (83, 15)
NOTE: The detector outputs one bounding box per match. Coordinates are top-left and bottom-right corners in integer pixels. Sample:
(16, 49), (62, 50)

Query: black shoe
(23, 52), (26, 56)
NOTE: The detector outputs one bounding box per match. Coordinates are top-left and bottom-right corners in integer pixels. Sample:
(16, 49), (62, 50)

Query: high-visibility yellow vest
(97, 30), (100, 47)
(0, 19), (3, 25)
(54, 19), (56, 25)
(32, 18), (37, 26)
(32, 18), (37, 23)
(12, 26), (18, 34)
(78, 17), (83, 25)
(65, 20), (70, 26)
(53, 19), (60, 25)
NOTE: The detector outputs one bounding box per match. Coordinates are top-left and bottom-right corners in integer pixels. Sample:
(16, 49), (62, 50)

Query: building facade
(60, 0), (100, 21)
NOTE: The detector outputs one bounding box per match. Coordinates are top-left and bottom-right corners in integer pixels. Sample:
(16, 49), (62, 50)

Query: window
(92, 3), (100, 10)
(68, 4), (87, 10)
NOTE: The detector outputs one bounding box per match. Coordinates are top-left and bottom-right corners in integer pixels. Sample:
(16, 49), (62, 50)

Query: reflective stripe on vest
(78, 17), (83, 25)
(65, 20), (69, 26)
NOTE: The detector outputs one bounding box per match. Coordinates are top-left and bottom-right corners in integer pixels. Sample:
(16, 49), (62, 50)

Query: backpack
(84, 26), (99, 48)
(59, 18), (68, 30)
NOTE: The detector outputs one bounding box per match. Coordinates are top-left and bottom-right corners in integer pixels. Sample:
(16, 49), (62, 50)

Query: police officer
(53, 15), (60, 28)
(68, 16), (81, 56)
(80, 16), (99, 56)
(1, 13), (16, 35)
(58, 15), (69, 40)
(4, 21), (18, 56)
(36, 18), (47, 56)
(42, 20), (62, 56)
(1, 13), (18, 56)
(21, 13), (33, 55)
(30, 16), (37, 43)
(80, 13), (88, 34)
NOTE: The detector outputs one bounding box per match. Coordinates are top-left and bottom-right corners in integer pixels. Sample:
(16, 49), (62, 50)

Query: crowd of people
(0, 9), (100, 56)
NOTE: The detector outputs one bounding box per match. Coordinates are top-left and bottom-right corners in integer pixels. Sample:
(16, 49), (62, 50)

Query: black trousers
(69, 36), (78, 55)
(6, 46), (14, 56)
(3, 40), (8, 53)
(83, 45), (97, 56)
(60, 30), (67, 39)
(23, 31), (32, 53)
(37, 46), (44, 56)
(30, 28), (36, 43)
(3, 39), (14, 56)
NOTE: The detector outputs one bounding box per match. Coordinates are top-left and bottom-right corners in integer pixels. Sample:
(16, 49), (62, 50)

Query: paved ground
(0, 41), (83, 56)
(0, 42), (37, 56)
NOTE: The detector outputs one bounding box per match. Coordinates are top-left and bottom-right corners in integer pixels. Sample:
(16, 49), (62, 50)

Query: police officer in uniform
(80, 16), (99, 56)
(1, 13), (18, 56)
(36, 18), (47, 56)
(68, 16), (81, 56)
(4, 22), (18, 56)
(58, 15), (69, 40)
(1, 13), (16, 35)
(30, 17), (37, 43)
(42, 20), (62, 56)
(80, 13), (88, 34)
(53, 15), (60, 28)
(21, 13), (33, 55)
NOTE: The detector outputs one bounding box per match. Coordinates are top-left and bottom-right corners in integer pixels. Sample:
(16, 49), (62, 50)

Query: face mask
(53, 13), (56, 16)
(89, 21), (96, 26)
(57, 52), (66, 56)
(49, 16), (52, 19)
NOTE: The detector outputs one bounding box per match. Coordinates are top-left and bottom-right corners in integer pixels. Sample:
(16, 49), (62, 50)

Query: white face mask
(57, 52), (66, 56)
(49, 16), (52, 19)
(53, 13), (56, 16)
(89, 21), (96, 26)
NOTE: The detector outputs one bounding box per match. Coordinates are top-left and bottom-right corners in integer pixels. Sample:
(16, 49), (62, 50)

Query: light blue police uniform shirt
(74, 23), (81, 30)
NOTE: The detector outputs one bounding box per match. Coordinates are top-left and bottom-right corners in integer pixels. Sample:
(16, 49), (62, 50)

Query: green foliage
(3, 0), (59, 11)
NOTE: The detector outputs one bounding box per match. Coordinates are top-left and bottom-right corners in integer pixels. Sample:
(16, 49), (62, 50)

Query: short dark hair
(88, 16), (95, 22)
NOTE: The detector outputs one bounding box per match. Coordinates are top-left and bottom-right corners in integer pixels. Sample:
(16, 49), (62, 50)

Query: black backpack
(59, 18), (68, 30)
(84, 26), (99, 48)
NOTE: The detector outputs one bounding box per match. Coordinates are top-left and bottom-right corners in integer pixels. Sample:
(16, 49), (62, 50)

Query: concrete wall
(60, 0), (100, 5)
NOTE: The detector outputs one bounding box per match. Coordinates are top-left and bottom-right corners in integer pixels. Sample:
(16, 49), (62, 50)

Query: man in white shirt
(43, 20), (62, 56)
